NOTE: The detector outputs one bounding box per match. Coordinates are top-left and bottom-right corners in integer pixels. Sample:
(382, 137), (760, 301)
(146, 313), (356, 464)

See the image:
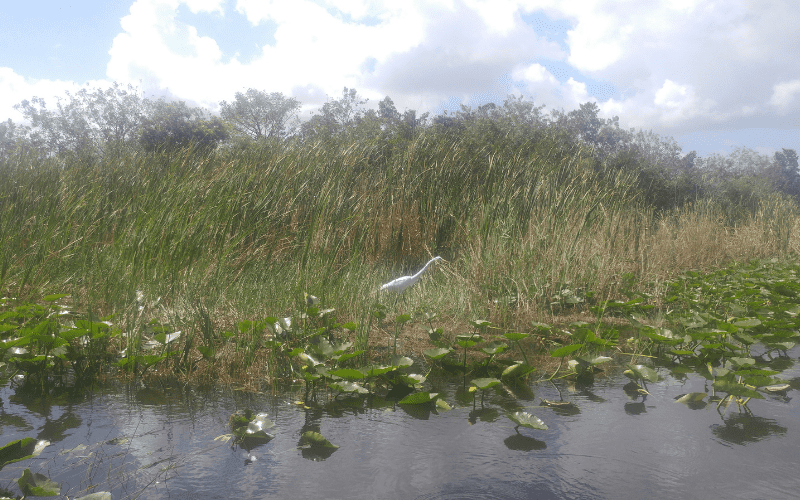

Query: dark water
(1, 357), (799, 500)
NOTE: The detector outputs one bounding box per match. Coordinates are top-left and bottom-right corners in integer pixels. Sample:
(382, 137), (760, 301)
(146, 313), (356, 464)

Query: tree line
(1, 83), (798, 214)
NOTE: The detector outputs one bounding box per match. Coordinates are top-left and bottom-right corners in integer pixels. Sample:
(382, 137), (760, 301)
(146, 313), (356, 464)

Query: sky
(1, 0), (798, 158)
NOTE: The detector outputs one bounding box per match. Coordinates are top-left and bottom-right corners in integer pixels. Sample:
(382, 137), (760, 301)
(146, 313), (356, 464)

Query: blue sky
(1, 0), (798, 158)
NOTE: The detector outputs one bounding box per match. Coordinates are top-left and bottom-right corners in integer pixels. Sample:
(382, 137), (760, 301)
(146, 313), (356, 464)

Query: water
(1, 359), (799, 500)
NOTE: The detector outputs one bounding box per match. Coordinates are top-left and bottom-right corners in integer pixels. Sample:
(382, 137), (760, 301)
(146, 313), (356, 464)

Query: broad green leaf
(0, 438), (38, 469)
(16, 468), (60, 496)
(336, 351), (364, 364)
(197, 346), (215, 360)
(399, 374), (426, 385)
(625, 364), (659, 383)
(674, 393), (707, 403)
(398, 392), (438, 405)
(733, 318), (762, 328)
(480, 341), (507, 355)
(503, 332), (529, 341)
(550, 344), (583, 357)
(43, 294), (69, 302)
(329, 368), (364, 380)
(75, 493), (113, 500)
(330, 381), (369, 394)
(300, 431), (338, 449)
(394, 314), (412, 324)
(712, 380), (765, 399)
(423, 347), (452, 359)
(391, 355), (413, 368)
(507, 411), (548, 430)
(361, 365), (393, 377)
(501, 363), (536, 379)
(471, 378), (501, 390)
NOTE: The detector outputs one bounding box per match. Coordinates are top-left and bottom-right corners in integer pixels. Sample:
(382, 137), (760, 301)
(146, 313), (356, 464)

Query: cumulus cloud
(769, 80), (800, 112)
(1, 0), (797, 152)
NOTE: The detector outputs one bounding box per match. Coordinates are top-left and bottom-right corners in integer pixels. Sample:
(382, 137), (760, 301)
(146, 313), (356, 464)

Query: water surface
(1, 356), (799, 499)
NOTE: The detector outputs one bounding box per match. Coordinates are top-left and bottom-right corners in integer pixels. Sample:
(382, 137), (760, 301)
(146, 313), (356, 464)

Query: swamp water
(1, 352), (799, 500)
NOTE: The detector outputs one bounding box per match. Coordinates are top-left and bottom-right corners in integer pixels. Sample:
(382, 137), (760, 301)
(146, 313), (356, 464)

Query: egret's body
(380, 256), (442, 297)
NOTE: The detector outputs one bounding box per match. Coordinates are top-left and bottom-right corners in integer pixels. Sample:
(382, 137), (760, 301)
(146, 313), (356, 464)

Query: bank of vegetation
(1, 85), (799, 391)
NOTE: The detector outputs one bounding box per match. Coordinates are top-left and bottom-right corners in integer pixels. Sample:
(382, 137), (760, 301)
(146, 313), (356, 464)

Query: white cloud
(1, 0), (798, 154)
(0, 67), (113, 122)
(769, 80), (800, 112)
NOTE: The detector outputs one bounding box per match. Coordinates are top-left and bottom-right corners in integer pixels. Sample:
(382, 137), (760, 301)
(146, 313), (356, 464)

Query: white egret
(379, 256), (442, 302)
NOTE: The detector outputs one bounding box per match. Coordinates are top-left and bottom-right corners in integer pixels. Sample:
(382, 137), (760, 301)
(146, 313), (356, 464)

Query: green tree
(13, 83), (145, 157)
(139, 98), (228, 152)
(301, 87), (369, 139)
(219, 89), (300, 140)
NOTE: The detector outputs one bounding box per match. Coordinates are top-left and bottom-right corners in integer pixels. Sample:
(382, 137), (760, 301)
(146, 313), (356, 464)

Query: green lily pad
(329, 368), (364, 380)
(0, 438), (46, 470)
(503, 332), (529, 341)
(471, 378), (501, 390)
(625, 364), (659, 383)
(16, 468), (60, 497)
(75, 493), (113, 500)
(674, 393), (707, 403)
(550, 344), (583, 357)
(712, 380), (765, 399)
(391, 355), (414, 368)
(423, 347), (452, 359)
(330, 381), (369, 394)
(399, 373), (426, 385)
(501, 363), (536, 379)
(398, 392), (439, 405)
(480, 342), (508, 355)
(300, 431), (339, 449)
(507, 411), (548, 430)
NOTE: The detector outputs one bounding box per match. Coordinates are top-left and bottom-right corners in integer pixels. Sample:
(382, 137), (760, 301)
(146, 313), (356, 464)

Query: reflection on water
(0, 356), (799, 499)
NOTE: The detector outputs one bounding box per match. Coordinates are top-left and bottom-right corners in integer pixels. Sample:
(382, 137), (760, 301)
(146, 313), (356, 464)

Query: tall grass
(1, 130), (798, 348)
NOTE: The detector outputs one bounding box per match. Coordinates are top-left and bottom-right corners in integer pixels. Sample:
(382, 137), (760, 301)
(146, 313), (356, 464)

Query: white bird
(379, 256), (443, 301)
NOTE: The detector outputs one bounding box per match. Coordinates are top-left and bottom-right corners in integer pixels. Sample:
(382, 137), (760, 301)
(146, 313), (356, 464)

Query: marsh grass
(1, 131), (798, 384)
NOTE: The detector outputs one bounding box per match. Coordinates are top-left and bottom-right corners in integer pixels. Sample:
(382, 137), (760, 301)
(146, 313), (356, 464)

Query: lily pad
(329, 368), (364, 380)
(471, 378), (501, 390)
(501, 363), (536, 379)
(0, 438), (46, 470)
(330, 381), (369, 394)
(398, 392), (439, 405)
(300, 431), (339, 449)
(625, 364), (659, 383)
(16, 468), (60, 497)
(507, 411), (548, 430)
(423, 347), (453, 359)
(674, 393), (707, 403)
(550, 344), (583, 357)
(75, 493), (113, 500)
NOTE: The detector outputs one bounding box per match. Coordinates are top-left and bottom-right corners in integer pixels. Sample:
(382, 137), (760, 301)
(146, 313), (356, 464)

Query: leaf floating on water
(329, 368), (364, 380)
(16, 468), (60, 497)
(398, 392), (439, 405)
(674, 393), (707, 403)
(764, 384), (791, 392)
(507, 411), (548, 430)
(435, 399), (452, 411)
(330, 381), (369, 394)
(423, 347), (452, 359)
(471, 378), (501, 390)
(501, 363), (536, 379)
(0, 438), (38, 469)
(541, 399), (576, 408)
(75, 493), (113, 500)
(300, 431), (339, 449)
